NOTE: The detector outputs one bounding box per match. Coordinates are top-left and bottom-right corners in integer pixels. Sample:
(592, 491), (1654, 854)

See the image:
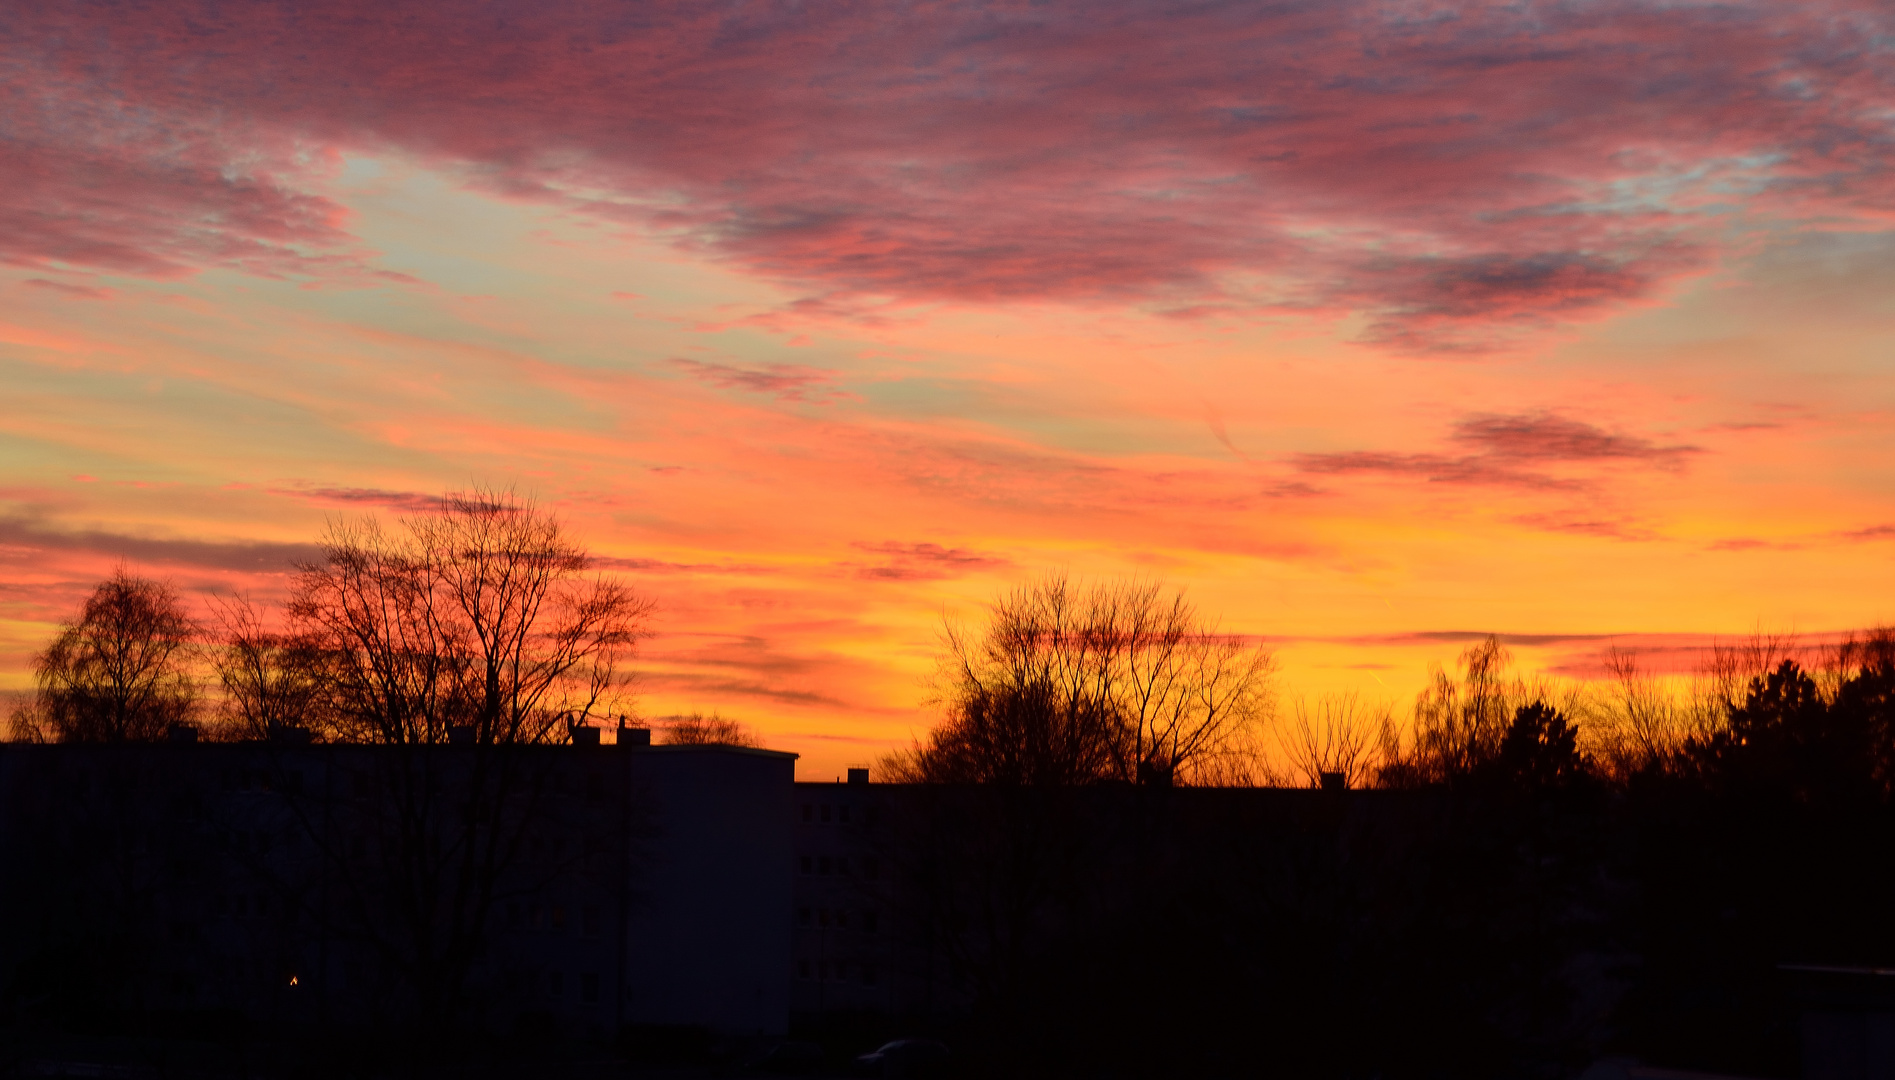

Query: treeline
(865, 577), (1895, 1076)
(6, 491), (754, 750)
(883, 574), (1895, 801)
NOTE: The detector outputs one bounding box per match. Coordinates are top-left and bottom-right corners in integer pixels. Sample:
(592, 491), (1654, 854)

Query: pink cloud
(1296, 412), (1701, 491)
(845, 540), (1011, 581)
(4, 1), (1893, 348)
(666, 358), (852, 403)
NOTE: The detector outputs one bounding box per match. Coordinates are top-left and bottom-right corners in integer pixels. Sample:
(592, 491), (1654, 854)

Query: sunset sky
(4, 0), (1895, 776)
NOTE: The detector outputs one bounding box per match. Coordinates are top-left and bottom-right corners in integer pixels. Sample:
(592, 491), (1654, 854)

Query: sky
(4, 0), (1895, 777)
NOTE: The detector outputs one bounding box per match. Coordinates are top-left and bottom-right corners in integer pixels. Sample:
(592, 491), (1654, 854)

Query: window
(580, 972), (599, 1003)
(835, 962), (849, 981)
(835, 909), (848, 929)
(839, 805), (851, 824)
(585, 772), (603, 803)
(583, 905), (600, 937)
(838, 857), (851, 876)
(820, 804), (831, 823)
(818, 908), (830, 928)
(818, 856), (831, 876)
(864, 911), (879, 934)
(819, 962), (829, 981)
(213, 894), (229, 918)
(530, 904), (543, 929)
(797, 961), (810, 980)
(799, 856), (812, 875)
(255, 893), (271, 918)
(552, 906), (568, 932)
(507, 904), (522, 928)
(801, 804), (812, 823)
(864, 965), (878, 986)
(798, 907), (811, 926)
(352, 772), (372, 797)
(548, 971), (564, 999)
(864, 857), (881, 880)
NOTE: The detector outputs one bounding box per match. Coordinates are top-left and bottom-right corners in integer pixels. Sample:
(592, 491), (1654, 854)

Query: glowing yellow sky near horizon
(3, 156), (1895, 777)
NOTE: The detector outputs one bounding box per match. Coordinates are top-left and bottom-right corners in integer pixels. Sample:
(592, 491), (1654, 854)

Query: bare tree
(891, 574), (1274, 786)
(1281, 692), (1387, 789)
(13, 569), (200, 743)
(660, 710), (759, 747)
(239, 489), (654, 1027)
(211, 594), (329, 741)
(286, 490), (649, 745)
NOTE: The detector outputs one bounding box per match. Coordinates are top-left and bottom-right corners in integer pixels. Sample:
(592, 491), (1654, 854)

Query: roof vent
(847, 766), (870, 785)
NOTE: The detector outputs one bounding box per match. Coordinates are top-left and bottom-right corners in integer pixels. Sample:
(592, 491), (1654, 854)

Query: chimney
(448, 724), (475, 747)
(166, 723), (198, 745)
(1319, 771), (1347, 792)
(571, 725), (601, 747)
(618, 727), (652, 748)
(847, 767), (870, 786)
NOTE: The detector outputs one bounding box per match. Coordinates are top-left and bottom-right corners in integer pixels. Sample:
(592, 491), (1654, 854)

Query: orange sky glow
(5, 2), (1895, 776)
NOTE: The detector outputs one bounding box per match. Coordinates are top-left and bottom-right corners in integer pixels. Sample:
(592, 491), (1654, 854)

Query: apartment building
(0, 736), (797, 1038)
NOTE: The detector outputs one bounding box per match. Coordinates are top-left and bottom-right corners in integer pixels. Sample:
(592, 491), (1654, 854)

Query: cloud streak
(1297, 413), (1700, 491)
(667, 358), (852, 403)
(0, 516), (319, 573)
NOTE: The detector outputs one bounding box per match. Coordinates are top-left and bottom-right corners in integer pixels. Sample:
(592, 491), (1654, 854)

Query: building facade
(0, 738), (797, 1039)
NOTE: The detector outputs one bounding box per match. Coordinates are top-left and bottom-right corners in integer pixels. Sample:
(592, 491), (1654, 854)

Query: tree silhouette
(13, 568), (199, 743)
(888, 574), (1273, 786)
(1494, 701), (1589, 793)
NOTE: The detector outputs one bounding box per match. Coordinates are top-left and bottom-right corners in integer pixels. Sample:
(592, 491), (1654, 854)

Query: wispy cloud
(667, 358), (853, 404)
(0, 516), (318, 573)
(269, 486), (442, 513)
(1296, 412), (1700, 491)
(845, 541), (1011, 581)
